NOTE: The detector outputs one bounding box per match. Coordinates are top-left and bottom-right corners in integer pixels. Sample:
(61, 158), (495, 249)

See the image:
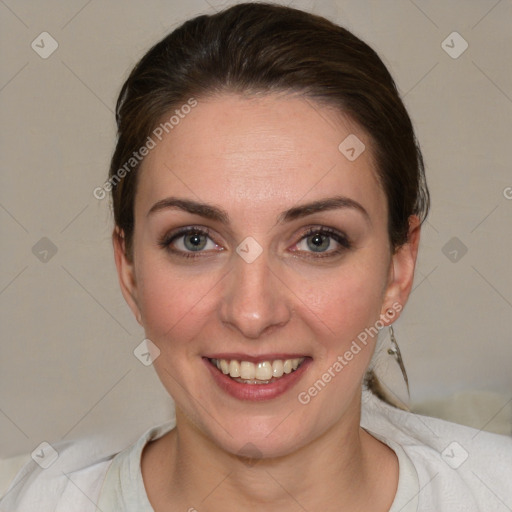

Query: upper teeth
(211, 358), (305, 381)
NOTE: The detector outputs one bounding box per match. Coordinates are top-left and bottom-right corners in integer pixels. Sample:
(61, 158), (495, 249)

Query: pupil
(185, 233), (205, 251)
(308, 233), (328, 252)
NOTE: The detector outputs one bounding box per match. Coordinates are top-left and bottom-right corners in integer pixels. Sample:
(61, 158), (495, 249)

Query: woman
(2, 3), (511, 511)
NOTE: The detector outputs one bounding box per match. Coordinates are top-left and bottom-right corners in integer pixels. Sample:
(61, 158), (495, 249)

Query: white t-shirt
(2, 391), (511, 511)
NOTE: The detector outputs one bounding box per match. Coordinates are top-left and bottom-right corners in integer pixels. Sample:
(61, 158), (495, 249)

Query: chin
(212, 418), (314, 461)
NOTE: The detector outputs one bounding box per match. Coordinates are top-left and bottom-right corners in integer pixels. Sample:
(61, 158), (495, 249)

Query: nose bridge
(219, 243), (291, 338)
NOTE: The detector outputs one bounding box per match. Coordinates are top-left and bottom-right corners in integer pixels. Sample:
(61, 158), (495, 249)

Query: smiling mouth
(208, 357), (306, 384)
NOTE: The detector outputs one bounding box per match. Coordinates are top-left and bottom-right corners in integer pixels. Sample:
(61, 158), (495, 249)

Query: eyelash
(158, 225), (352, 260)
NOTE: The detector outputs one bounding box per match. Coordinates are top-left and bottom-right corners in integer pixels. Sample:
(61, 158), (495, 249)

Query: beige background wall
(1, 0), (511, 458)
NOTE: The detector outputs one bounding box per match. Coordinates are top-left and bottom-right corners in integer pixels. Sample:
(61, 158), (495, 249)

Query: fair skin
(114, 93), (421, 511)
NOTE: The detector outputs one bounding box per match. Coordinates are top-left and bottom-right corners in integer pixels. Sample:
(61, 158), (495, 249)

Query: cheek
(135, 254), (220, 349)
(300, 257), (388, 347)
(295, 265), (387, 408)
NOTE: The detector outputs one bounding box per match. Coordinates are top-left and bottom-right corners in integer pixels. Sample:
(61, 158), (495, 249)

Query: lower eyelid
(293, 240), (349, 256)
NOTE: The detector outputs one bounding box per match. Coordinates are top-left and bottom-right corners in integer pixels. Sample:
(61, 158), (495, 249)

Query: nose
(219, 248), (292, 339)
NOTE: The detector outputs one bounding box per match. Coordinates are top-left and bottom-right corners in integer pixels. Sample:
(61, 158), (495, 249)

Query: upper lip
(204, 353), (309, 363)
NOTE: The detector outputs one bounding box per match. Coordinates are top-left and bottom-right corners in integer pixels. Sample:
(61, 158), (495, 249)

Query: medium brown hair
(110, 2), (429, 260)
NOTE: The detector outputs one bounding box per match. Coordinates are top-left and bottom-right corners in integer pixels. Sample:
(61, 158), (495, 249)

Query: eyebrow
(147, 195), (371, 225)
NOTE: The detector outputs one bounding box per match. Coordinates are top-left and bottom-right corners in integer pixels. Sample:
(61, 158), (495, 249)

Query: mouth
(204, 355), (311, 401)
(209, 356), (306, 384)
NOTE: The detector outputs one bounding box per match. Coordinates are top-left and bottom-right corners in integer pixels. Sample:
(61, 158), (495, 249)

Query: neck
(143, 394), (398, 512)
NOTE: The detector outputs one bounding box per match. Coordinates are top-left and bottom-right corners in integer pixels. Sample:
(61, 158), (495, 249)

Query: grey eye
(183, 232), (208, 251)
(305, 233), (331, 252)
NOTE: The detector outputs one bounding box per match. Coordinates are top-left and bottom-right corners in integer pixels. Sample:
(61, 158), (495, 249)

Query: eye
(159, 226), (222, 258)
(291, 227), (351, 258)
(159, 225), (351, 260)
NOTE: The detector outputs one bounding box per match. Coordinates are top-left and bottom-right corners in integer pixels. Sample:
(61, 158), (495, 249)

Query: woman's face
(115, 93), (419, 458)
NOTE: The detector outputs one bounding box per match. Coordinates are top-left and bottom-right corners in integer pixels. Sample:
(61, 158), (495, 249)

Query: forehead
(135, 93), (386, 223)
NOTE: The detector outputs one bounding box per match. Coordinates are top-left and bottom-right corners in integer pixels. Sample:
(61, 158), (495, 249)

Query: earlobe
(381, 215), (421, 324)
(112, 227), (142, 324)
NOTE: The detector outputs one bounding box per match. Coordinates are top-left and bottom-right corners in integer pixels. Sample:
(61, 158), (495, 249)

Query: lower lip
(204, 357), (311, 401)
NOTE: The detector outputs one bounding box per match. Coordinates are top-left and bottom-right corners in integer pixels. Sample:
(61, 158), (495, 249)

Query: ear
(380, 215), (421, 324)
(113, 227), (143, 325)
